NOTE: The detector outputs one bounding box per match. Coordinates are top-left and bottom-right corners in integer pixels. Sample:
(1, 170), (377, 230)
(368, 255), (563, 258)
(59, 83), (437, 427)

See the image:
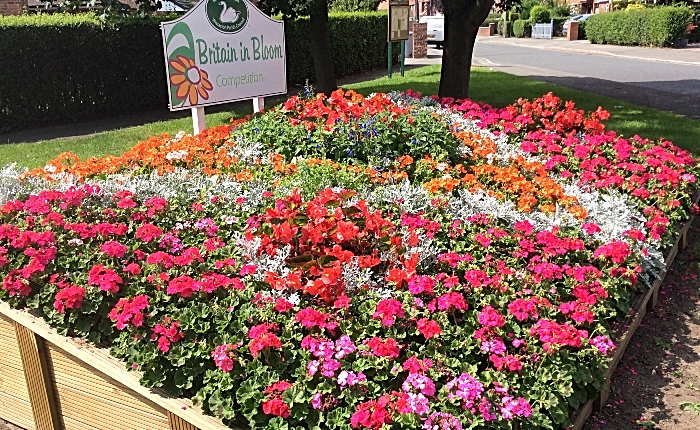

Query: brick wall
(412, 22), (427, 58)
(0, 0), (27, 15)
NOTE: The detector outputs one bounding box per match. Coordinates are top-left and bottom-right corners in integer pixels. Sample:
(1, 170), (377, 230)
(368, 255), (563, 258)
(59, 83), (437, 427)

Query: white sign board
(161, 0), (287, 111)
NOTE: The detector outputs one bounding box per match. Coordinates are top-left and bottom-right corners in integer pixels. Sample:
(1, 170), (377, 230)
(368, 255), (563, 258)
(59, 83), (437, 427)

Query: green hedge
(513, 19), (531, 38)
(529, 6), (551, 24)
(0, 12), (395, 133)
(586, 6), (694, 46)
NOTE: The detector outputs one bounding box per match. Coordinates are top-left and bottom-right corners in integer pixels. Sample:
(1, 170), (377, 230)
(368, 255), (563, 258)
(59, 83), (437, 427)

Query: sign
(161, 0), (287, 111)
(388, 0), (409, 42)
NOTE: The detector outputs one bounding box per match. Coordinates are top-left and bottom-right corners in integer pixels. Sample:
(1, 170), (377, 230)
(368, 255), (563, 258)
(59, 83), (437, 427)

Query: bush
(518, 0), (541, 21)
(529, 5), (551, 24)
(0, 12), (396, 133)
(586, 6), (694, 46)
(501, 19), (514, 37)
(509, 12), (520, 21)
(513, 19), (531, 37)
(579, 20), (588, 40)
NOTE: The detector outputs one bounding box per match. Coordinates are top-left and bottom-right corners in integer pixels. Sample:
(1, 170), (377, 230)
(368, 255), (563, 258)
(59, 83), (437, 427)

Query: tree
(328, 0), (382, 11)
(258, 0), (338, 95)
(438, 0), (517, 99)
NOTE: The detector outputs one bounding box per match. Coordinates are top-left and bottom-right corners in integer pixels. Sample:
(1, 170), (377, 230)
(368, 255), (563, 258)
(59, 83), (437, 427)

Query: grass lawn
(1, 64), (698, 170)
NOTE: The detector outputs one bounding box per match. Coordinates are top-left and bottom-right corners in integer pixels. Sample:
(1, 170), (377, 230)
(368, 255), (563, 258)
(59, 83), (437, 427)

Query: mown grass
(1, 64), (698, 170)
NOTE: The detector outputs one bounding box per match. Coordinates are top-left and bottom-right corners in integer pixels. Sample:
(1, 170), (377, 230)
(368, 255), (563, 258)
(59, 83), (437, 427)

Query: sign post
(161, 0), (287, 133)
(388, 0), (409, 78)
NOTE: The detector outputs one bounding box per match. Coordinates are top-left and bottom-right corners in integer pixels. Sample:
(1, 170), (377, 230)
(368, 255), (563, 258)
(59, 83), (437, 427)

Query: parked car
(562, 14), (592, 36)
(420, 15), (444, 48)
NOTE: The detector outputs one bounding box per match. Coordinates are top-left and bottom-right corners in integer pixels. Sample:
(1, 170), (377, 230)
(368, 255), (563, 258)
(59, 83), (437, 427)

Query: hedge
(529, 6), (551, 24)
(513, 19), (531, 38)
(0, 12), (397, 133)
(585, 6), (694, 46)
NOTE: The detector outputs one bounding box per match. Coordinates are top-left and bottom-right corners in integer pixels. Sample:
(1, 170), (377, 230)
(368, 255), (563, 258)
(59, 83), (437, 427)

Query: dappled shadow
(584, 222), (700, 429)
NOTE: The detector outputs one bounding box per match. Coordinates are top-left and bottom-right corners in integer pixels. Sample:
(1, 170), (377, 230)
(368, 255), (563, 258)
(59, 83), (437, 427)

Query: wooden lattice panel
(0, 315), (35, 430)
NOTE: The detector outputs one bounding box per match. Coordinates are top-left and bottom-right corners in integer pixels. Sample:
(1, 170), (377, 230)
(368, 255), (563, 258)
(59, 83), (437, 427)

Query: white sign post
(161, 0), (287, 133)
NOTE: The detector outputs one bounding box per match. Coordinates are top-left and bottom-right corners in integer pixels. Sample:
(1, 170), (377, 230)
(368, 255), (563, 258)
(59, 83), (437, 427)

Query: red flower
(416, 318), (442, 340)
(365, 337), (400, 359)
(100, 240), (127, 258)
(295, 307), (335, 330)
(372, 299), (405, 327)
(248, 323), (282, 358)
(54, 285), (86, 313)
(135, 223), (163, 242)
(88, 265), (122, 293)
(151, 318), (184, 352)
(167, 275), (198, 298)
(478, 306), (506, 328)
(108, 295), (149, 330)
(262, 398), (290, 418)
(350, 396), (393, 429)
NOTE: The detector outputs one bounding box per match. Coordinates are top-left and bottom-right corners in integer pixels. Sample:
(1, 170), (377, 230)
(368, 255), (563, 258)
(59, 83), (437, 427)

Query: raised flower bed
(0, 89), (698, 430)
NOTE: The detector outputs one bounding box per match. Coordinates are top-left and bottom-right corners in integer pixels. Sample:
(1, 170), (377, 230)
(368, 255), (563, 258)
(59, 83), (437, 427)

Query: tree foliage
(328, 0), (382, 11)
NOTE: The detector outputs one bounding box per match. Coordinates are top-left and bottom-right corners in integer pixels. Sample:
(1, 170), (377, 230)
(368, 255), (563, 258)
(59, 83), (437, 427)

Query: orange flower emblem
(169, 55), (213, 106)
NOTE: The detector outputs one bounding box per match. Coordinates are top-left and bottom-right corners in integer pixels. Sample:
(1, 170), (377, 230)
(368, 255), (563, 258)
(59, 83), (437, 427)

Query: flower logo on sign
(206, 0), (248, 34)
(164, 22), (213, 108)
(169, 55), (214, 106)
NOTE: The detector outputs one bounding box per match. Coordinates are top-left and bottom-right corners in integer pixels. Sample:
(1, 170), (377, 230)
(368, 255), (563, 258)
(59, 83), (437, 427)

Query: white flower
(67, 238), (83, 246)
(165, 150), (188, 161)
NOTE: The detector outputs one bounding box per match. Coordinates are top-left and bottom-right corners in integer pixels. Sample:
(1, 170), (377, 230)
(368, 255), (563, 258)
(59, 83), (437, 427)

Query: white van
(419, 16), (444, 48)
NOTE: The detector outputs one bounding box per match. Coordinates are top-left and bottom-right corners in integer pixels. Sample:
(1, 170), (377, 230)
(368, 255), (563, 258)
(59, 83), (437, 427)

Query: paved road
(468, 40), (700, 120)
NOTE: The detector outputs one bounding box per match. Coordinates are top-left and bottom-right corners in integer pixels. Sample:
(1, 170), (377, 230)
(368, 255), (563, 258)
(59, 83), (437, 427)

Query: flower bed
(1, 89), (698, 430)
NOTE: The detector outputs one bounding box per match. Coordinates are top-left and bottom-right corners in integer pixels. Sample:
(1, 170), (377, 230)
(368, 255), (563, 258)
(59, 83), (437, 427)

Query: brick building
(0, 0), (27, 15)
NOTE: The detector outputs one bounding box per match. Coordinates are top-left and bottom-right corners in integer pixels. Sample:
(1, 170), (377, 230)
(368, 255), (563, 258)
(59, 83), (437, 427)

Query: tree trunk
(438, 0), (494, 99)
(309, 0), (337, 95)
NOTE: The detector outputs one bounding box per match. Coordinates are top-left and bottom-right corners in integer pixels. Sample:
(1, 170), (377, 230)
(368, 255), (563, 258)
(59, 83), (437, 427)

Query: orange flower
(169, 55), (214, 106)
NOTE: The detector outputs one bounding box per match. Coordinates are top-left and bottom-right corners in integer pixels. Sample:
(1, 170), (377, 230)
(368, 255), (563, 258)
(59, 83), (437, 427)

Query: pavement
(474, 36), (700, 66)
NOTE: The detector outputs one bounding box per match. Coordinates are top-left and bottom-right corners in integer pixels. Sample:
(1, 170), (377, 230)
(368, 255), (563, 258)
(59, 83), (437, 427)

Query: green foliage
(529, 5), (551, 23)
(578, 19), (588, 39)
(543, 0), (572, 18)
(513, 19), (531, 37)
(0, 11), (393, 133)
(328, 0), (382, 11)
(518, 0), (542, 20)
(586, 6), (694, 46)
(285, 12), (399, 87)
(237, 94), (463, 164)
(509, 12), (520, 21)
(501, 19), (514, 36)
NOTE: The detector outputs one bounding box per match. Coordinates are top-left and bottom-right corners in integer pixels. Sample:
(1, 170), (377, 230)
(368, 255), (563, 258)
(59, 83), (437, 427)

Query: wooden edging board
(0, 302), (231, 430)
(568, 210), (697, 430)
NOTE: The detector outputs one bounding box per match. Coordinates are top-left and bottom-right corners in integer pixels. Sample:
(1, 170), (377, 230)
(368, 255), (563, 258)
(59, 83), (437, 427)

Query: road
(462, 40), (700, 120)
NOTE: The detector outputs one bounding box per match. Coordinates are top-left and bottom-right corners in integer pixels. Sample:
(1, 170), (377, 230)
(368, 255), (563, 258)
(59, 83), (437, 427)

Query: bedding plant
(1, 89), (698, 430)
